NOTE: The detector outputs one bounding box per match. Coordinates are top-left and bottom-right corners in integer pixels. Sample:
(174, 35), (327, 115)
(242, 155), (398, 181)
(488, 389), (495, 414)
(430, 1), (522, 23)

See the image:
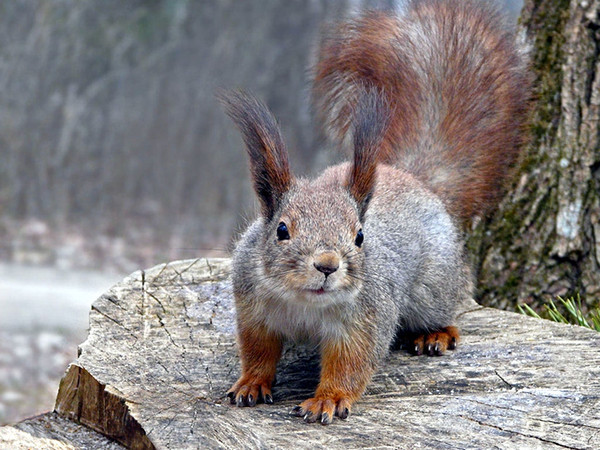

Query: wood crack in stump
(146, 290), (167, 314)
(458, 414), (582, 450)
(162, 259), (201, 285)
(205, 258), (213, 277)
(91, 305), (138, 340)
(104, 295), (127, 311)
(148, 264), (168, 284)
(494, 370), (518, 389)
(461, 397), (600, 431)
(156, 313), (181, 348)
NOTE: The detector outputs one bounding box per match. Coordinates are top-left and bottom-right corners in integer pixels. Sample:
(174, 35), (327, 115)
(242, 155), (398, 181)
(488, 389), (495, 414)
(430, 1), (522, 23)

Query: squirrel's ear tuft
(219, 90), (292, 220)
(347, 87), (390, 220)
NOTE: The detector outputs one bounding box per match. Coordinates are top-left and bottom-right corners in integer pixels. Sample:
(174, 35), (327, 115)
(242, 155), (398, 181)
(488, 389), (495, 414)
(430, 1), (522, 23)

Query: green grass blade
(557, 295), (590, 328)
(545, 298), (568, 324)
(517, 295), (599, 333)
(518, 303), (542, 319)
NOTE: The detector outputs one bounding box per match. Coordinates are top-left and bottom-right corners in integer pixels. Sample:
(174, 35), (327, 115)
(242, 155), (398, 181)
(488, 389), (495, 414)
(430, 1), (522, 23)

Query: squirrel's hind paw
(411, 326), (460, 356)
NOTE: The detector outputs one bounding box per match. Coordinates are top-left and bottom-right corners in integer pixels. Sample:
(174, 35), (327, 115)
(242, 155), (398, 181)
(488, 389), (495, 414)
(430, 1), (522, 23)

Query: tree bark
(470, 0), (600, 311)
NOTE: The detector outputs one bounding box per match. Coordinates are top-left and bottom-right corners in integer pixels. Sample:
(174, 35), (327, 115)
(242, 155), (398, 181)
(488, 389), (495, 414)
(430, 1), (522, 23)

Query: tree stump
(14, 258), (600, 448)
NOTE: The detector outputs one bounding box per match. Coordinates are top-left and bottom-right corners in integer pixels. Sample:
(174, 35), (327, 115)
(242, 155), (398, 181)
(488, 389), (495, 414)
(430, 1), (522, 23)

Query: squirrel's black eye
(355, 229), (364, 247)
(276, 222), (290, 240)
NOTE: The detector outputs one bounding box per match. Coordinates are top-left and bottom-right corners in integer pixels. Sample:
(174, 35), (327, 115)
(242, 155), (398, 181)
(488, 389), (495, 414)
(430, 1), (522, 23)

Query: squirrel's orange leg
(412, 326), (459, 356)
(291, 328), (374, 424)
(227, 323), (282, 407)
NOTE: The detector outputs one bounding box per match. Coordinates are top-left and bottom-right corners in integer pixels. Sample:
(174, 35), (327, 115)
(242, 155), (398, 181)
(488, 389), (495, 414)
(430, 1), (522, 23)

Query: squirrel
(220, 0), (531, 425)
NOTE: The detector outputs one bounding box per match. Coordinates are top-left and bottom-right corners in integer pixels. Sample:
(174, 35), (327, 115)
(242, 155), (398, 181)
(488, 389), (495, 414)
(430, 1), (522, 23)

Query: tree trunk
(470, 0), (600, 312)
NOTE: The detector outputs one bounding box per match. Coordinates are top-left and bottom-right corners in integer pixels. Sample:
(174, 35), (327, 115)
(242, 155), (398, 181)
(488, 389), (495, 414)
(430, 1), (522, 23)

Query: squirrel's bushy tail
(314, 0), (531, 222)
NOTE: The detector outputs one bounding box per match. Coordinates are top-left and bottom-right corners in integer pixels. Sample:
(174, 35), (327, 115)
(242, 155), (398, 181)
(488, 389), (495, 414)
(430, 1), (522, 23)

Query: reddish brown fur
(227, 323), (283, 405)
(294, 324), (376, 422)
(314, 12), (422, 162)
(314, 0), (532, 222)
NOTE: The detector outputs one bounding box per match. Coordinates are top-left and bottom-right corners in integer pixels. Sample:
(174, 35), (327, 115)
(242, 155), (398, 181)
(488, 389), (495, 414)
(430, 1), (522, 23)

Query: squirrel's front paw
(226, 376), (274, 407)
(291, 396), (352, 425)
(412, 326), (460, 356)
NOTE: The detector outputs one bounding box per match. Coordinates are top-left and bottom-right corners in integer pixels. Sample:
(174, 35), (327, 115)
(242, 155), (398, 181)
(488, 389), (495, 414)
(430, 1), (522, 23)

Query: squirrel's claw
(411, 326), (460, 357)
(236, 394), (245, 407)
(337, 404), (350, 420)
(291, 396), (350, 425)
(227, 378), (273, 407)
(320, 412), (332, 425)
(226, 391), (235, 404)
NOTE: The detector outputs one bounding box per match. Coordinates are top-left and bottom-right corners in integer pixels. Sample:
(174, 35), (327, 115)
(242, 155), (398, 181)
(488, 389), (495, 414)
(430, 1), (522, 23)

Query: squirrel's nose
(314, 252), (340, 276)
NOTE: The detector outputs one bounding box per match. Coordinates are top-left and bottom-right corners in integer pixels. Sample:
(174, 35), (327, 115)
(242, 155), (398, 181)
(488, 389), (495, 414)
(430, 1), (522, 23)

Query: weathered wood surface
(44, 258), (600, 448)
(0, 412), (123, 449)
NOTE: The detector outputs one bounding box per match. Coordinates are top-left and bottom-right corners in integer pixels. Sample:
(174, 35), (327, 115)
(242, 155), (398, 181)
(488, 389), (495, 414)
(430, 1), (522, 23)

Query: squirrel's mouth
(305, 287), (326, 295)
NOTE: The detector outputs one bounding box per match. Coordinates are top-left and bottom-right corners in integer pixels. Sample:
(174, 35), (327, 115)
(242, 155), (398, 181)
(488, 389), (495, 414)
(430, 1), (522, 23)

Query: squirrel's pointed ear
(347, 88), (390, 220)
(219, 90), (292, 220)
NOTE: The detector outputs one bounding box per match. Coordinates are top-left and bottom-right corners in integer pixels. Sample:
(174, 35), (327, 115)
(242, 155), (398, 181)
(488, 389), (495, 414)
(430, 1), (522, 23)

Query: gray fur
(232, 162), (470, 364)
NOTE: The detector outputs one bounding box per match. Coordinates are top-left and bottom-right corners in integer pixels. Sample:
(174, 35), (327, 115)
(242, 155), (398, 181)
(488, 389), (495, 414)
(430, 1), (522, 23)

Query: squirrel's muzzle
(313, 252), (340, 276)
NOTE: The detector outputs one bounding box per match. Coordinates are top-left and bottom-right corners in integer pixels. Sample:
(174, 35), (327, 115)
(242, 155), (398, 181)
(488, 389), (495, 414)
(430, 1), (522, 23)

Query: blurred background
(0, 0), (523, 426)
